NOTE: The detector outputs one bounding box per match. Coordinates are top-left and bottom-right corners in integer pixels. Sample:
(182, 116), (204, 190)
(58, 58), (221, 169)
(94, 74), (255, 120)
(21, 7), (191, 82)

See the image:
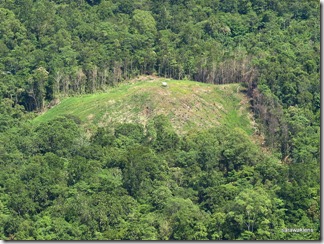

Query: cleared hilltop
(33, 76), (253, 135)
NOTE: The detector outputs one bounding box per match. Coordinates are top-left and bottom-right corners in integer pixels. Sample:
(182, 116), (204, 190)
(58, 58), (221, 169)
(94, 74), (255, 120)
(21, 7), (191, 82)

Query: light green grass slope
(33, 77), (253, 134)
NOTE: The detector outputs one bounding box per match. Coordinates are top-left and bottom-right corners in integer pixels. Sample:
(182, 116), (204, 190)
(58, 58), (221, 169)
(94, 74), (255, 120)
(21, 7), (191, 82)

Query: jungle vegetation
(0, 0), (320, 240)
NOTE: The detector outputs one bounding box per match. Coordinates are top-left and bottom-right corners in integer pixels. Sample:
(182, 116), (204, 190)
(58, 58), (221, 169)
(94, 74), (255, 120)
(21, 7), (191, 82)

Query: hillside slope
(34, 77), (253, 135)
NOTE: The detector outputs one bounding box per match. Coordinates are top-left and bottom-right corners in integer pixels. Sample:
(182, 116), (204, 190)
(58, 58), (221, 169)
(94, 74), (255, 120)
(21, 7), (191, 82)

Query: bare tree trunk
(54, 71), (63, 97)
(91, 66), (98, 92)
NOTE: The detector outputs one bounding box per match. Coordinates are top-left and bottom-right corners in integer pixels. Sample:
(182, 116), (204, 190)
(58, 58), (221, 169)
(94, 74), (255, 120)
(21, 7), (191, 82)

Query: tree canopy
(0, 0), (320, 241)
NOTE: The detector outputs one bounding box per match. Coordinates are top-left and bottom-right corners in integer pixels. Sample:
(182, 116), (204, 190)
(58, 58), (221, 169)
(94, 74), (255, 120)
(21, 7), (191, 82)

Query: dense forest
(0, 0), (320, 240)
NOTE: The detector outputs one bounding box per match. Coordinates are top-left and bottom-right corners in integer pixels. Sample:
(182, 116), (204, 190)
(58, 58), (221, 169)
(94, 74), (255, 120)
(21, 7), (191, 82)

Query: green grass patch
(32, 78), (253, 135)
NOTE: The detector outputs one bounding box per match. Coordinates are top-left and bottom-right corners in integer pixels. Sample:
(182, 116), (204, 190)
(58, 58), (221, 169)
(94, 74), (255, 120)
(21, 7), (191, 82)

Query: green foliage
(163, 197), (209, 240)
(114, 123), (144, 143)
(219, 128), (260, 173)
(151, 115), (180, 152)
(0, 98), (28, 132)
(0, 112), (320, 240)
(0, 0), (319, 241)
(35, 116), (81, 156)
(122, 145), (160, 198)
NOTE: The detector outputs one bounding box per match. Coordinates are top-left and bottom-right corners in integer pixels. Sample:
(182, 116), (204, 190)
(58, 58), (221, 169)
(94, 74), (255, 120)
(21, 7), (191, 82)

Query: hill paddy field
(33, 76), (254, 135)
